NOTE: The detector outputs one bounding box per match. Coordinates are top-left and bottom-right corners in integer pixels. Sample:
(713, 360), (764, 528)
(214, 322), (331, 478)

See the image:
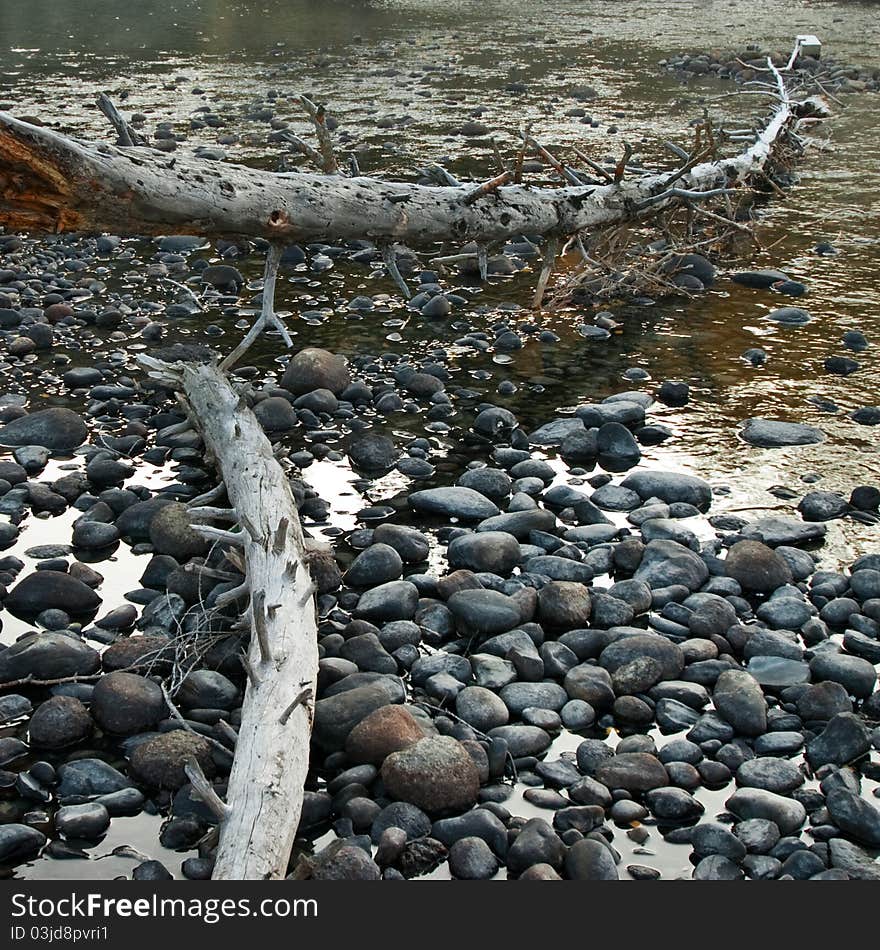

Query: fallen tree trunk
(141, 356), (319, 880)
(0, 67), (820, 247)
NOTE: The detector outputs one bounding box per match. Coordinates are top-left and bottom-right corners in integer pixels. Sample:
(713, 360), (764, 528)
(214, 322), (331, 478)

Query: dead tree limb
(96, 94), (149, 148)
(299, 95), (338, 175)
(0, 69), (823, 245)
(139, 355), (320, 881)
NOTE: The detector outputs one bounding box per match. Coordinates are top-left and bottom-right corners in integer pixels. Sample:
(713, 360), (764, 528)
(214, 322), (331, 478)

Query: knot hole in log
(269, 208), (289, 230)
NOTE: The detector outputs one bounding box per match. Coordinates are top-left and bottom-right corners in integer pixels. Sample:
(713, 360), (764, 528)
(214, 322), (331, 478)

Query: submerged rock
(740, 418), (824, 447)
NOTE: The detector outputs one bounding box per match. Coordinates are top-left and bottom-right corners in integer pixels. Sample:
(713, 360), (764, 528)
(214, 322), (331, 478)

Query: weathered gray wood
(143, 358), (319, 880)
(0, 72), (818, 245)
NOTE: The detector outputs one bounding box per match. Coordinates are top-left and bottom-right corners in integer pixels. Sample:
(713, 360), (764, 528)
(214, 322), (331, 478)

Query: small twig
(613, 142), (633, 183)
(158, 418), (195, 439)
(297, 582), (316, 608)
(239, 650), (260, 688)
(278, 688), (313, 725)
(0, 672), (101, 691)
(214, 580), (251, 609)
(463, 171), (513, 205)
(184, 757), (230, 822)
(692, 204), (755, 235)
(252, 590), (273, 665)
(191, 524), (246, 547)
(514, 122), (532, 184)
(188, 506), (237, 522)
(187, 482), (227, 509)
(161, 684), (234, 761)
(216, 719), (239, 749)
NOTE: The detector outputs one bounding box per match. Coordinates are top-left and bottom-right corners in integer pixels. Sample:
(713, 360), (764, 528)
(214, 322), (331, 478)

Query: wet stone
(54, 803), (110, 839)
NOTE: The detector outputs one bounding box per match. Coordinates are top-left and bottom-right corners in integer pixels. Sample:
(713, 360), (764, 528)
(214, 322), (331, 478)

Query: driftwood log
(140, 354), (319, 880)
(0, 41), (828, 880)
(0, 61), (821, 250)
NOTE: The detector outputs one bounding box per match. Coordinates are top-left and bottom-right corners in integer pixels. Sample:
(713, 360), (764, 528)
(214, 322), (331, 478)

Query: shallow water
(1, 0), (879, 881)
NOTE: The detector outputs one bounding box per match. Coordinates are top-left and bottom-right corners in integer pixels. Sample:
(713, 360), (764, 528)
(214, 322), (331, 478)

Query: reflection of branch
(220, 244), (293, 371)
(635, 186), (736, 211)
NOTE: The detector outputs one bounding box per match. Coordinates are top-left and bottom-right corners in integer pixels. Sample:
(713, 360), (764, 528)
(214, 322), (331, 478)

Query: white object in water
(796, 34), (822, 58)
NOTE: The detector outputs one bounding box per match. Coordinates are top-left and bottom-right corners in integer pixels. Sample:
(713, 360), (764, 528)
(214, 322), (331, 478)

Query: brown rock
(594, 752), (669, 792)
(381, 736), (480, 813)
(130, 730), (215, 789)
(724, 540), (793, 593)
(280, 347), (351, 396)
(101, 635), (174, 672)
(91, 671), (166, 736)
(345, 705), (424, 764)
(149, 502), (210, 559)
(537, 581), (591, 629)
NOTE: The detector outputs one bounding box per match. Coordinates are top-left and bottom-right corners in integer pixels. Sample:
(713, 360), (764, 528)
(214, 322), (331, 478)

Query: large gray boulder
(0, 407), (88, 451)
(4, 571), (101, 619)
(0, 631), (100, 683)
